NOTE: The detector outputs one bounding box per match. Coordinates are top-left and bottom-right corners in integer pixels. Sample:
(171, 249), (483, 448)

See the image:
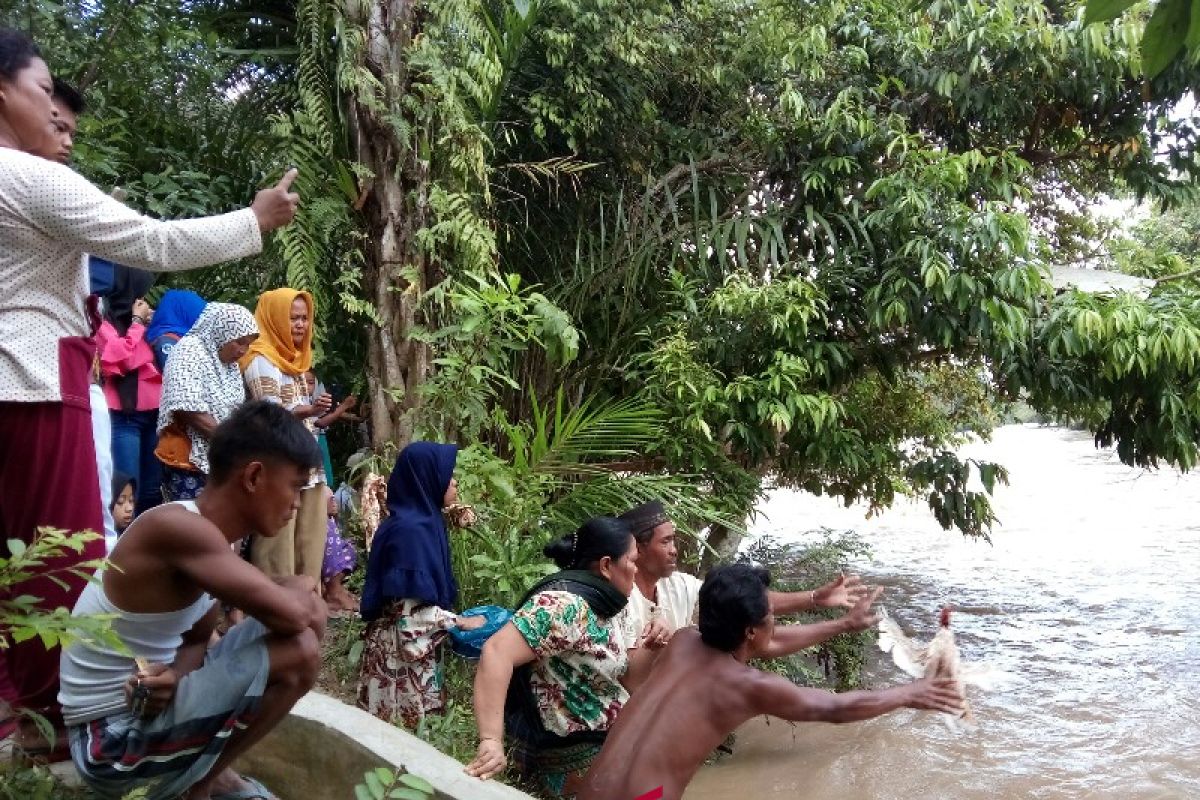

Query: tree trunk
(701, 518), (747, 570)
(344, 0), (434, 449)
(700, 468), (767, 570)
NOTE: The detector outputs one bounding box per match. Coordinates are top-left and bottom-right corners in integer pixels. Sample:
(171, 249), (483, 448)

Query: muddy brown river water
(685, 425), (1200, 800)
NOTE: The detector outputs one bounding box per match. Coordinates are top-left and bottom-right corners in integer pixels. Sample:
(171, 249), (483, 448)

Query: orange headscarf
(239, 287), (314, 375)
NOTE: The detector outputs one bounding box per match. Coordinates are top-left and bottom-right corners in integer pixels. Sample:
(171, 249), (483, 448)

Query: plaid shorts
(68, 618), (271, 800)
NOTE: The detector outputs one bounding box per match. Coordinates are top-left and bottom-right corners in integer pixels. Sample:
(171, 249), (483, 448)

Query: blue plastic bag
(449, 605), (513, 660)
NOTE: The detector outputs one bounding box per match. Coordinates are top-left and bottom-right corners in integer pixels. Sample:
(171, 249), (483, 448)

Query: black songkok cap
(619, 500), (670, 539)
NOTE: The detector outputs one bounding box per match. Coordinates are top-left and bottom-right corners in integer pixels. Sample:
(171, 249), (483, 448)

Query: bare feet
(323, 576), (359, 614)
(13, 718), (71, 763)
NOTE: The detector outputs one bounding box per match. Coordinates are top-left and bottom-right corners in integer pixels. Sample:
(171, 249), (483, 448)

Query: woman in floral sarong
(356, 442), (483, 727)
(466, 517), (661, 798)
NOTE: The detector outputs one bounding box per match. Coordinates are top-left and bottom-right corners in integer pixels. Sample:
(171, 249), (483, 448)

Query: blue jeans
(109, 409), (162, 516)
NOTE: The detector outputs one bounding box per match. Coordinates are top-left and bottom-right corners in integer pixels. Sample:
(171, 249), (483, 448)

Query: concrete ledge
(237, 691), (535, 800)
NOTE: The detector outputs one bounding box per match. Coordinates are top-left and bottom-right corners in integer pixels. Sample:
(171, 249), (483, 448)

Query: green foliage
(1085, 0), (1200, 77)
(415, 272), (580, 442)
(10, 0), (1200, 556)
(0, 528), (123, 799)
(1, 529), (119, 654)
(353, 767), (436, 800)
(742, 531), (874, 691)
(1013, 285), (1200, 469)
(0, 762), (89, 800)
(451, 389), (736, 608)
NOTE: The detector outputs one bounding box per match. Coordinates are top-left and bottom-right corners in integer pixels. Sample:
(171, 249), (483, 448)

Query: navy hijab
(361, 442), (459, 621)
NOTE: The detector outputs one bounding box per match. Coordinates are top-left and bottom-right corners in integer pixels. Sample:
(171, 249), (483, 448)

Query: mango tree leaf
(1142, 0), (1191, 78)
(364, 770), (386, 799)
(1188, 0), (1200, 48)
(387, 790), (431, 800)
(397, 773), (435, 794)
(1082, 0), (1139, 26)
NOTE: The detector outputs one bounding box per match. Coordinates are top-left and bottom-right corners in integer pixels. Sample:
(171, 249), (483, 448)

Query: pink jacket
(96, 320), (163, 412)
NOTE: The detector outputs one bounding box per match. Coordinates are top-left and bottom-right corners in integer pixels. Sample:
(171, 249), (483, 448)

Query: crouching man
(578, 564), (965, 800)
(58, 401), (327, 800)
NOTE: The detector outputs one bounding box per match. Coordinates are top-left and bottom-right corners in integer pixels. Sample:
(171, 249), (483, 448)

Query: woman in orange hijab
(240, 287), (332, 583)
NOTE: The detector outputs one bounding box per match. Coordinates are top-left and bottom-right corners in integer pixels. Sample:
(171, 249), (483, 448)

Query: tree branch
(1154, 267), (1200, 284)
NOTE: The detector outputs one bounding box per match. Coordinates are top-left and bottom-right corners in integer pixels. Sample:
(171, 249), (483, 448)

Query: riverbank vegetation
(8, 0), (1199, 550)
(3, 0), (1200, 786)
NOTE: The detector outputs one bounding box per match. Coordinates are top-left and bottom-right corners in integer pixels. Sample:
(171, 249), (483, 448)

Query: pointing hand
(251, 168), (300, 232)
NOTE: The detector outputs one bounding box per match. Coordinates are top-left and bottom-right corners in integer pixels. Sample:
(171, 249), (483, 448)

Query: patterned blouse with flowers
(512, 590), (635, 738)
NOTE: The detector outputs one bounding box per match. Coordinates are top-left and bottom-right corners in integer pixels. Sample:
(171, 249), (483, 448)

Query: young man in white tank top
(59, 401), (326, 800)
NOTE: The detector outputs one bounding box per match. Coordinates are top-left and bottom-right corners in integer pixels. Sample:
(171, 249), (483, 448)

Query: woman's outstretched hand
(456, 614), (487, 631)
(465, 738), (506, 780)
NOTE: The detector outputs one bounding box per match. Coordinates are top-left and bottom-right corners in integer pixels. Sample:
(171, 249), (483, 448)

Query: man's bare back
(105, 502), (230, 614)
(579, 628), (760, 800)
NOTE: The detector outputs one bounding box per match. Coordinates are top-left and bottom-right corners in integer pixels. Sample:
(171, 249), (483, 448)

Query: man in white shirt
(0, 76), (120, 751)
(618, 500), (873, 649)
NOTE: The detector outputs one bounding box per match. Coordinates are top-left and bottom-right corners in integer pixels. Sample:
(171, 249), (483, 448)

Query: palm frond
(506, 390), (664, 476)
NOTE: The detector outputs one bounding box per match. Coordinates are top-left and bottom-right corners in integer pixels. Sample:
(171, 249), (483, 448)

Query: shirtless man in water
(58, 401), (326, 800)
(578, 564), (964, 800)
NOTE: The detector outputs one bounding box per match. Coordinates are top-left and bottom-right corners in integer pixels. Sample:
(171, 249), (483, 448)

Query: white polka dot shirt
(0, 148), (263, 403)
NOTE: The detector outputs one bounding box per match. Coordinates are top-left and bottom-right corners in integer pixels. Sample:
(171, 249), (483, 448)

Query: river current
(685, 424), (1200, 800)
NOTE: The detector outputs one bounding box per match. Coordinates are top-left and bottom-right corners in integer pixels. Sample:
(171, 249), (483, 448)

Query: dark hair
(0, 29), (40, 81)
(208, 400), (322, 483)
(543, 516), (633, 570)
(51, 77), (84, 114)
(698, 564), (772, 652)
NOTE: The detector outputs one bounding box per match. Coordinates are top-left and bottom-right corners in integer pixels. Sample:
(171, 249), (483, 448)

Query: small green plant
(0, 528), (125, 799)
(353, 767), (436, 800)
(1, 528), (117, 654)
(742, 530), (874, 691)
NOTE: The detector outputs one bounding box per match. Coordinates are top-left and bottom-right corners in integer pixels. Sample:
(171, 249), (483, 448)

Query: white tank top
(58, 501), (216, 725)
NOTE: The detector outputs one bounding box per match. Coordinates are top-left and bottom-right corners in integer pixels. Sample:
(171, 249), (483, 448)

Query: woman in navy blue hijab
(357, 442), (484, 726)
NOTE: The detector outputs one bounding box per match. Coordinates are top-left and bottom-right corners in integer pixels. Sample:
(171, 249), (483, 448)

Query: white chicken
(877, 606), (1005, 732)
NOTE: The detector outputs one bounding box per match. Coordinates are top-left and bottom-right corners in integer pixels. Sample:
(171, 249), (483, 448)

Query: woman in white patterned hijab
(157, 303), (258, 500)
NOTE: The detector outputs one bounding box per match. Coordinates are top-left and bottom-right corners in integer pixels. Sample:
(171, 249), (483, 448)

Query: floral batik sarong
(357, 599), (456, 728)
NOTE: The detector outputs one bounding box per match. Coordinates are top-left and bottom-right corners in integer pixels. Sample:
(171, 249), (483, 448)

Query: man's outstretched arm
(762, 587), (882, 659)
(752, 670), (964, 724)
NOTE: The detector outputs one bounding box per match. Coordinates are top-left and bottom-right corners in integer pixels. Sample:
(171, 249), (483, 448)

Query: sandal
(211, 775), (278, 800)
